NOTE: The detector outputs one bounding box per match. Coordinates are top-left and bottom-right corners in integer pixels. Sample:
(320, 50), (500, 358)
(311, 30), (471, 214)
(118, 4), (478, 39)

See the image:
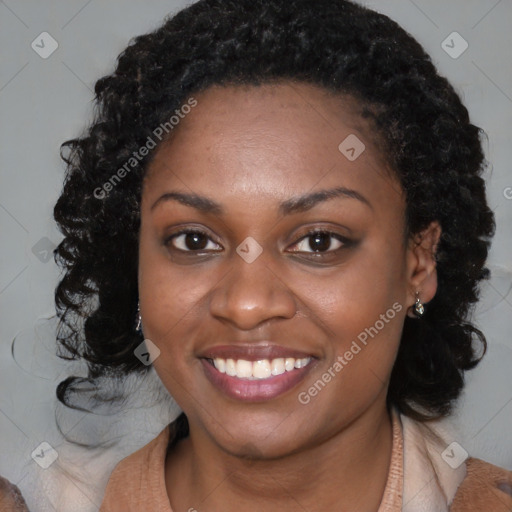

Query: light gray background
(1, 1), (511, 511)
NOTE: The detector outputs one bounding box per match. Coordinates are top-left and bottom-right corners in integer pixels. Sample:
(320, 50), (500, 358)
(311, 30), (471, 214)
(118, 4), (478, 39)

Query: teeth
(236, 359), (253, 378)
(253, 360), (272, 379)
(226, 358), (236, 377)
(294, 358), (310, 369)
(214, 358), (226, 373)
(271, 358), (285, 375)
(211, 356), (311, 379)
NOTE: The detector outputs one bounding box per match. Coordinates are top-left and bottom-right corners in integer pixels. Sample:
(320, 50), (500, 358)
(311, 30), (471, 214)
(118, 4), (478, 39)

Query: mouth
(205, 356), (312, 379)
(199, 345), (317, 402)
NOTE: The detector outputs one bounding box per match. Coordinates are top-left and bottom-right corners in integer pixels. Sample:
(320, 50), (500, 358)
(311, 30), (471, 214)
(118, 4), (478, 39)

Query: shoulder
(0, 476), (29, 511)
(399, 411), (512, 511)
(99, 425), (172, 511)
(450, 457), (512, 511)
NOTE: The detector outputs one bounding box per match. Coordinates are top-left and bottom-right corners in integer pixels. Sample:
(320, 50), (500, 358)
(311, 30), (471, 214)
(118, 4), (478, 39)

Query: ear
(405, 221), (442, 318)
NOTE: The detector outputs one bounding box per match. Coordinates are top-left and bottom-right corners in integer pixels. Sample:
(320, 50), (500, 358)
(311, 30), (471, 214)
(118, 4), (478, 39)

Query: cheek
(140, 266), (211, 338)
(137, 218), (189, 300)
(297, 239), (406, 342)
(292, 241), (406, 400)
(138, 252), (213, 401)
(137, 228), (217, 360)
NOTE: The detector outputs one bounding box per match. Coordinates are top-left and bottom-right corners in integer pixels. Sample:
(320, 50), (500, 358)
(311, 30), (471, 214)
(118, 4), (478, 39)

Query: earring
(413, 292), (425, 318)
(135, 301), (143, 333)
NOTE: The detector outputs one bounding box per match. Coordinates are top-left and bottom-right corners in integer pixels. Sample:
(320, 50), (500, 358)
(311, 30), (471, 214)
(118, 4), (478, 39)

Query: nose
(209, 254), (297, 330)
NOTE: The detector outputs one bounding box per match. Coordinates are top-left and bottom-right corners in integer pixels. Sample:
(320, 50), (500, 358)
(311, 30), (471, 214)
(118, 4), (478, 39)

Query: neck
(166, 401), (394, 512)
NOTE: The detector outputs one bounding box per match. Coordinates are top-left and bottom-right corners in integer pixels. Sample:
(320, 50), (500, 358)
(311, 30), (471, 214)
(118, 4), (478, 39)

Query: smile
(208, 357), (312, 380)
(200, 346), (316, 401)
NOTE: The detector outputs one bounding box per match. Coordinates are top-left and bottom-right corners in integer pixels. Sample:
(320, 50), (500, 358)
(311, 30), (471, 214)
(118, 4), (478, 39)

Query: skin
(138, 82), (441, 512)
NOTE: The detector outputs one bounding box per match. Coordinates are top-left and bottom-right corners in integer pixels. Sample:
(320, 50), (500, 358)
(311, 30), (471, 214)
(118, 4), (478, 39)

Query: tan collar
(401, 413), (467, 511)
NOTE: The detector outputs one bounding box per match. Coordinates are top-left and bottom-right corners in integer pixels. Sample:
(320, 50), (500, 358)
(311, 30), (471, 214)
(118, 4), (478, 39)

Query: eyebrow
(150, 186), (372, 215)
(151, 191), (222, 214)
(279, 186), (373, 215)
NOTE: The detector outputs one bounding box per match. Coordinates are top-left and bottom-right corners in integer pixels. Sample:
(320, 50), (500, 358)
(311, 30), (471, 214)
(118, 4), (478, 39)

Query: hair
(53, 0), (495, 424)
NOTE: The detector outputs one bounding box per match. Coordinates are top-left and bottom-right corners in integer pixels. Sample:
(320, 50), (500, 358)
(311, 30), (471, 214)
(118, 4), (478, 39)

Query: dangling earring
(135, 301), (143, 333)
(413, 292), (425, 318)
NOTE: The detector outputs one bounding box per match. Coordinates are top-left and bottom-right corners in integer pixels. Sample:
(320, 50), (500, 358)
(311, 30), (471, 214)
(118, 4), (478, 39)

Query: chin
(204, 415), (314, 461)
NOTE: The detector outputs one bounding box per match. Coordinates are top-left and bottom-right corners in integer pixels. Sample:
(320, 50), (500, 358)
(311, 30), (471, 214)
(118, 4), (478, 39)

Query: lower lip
(201, 359), (315, 402)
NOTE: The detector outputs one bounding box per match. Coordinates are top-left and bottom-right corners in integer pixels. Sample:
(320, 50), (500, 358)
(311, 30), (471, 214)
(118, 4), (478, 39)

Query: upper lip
(199, 344), (315, 362)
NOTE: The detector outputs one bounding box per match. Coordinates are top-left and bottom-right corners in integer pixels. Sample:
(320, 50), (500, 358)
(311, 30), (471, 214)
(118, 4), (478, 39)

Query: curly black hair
(53, 0), (495, 422)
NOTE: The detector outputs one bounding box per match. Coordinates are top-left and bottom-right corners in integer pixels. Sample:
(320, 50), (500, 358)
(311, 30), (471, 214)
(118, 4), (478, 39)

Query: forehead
(143, 82), (402, 214)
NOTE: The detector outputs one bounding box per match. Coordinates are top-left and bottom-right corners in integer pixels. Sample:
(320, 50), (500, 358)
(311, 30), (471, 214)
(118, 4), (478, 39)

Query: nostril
(497, 482), (512, 496)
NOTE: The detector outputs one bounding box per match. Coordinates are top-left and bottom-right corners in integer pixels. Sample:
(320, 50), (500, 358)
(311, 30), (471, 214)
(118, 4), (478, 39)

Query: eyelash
(164, 228), (353, 257)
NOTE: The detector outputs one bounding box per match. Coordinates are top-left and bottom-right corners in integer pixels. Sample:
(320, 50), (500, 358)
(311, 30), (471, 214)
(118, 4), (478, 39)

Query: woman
(49, 0), (511, 510)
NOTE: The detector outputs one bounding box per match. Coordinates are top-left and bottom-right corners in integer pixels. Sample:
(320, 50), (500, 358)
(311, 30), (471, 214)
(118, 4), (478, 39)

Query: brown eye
(291, 231), (345, 253)
(167, 230), (222, 252)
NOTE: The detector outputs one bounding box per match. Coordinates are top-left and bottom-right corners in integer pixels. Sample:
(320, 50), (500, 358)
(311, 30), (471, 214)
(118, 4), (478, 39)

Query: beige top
(99, 409), (404, 511)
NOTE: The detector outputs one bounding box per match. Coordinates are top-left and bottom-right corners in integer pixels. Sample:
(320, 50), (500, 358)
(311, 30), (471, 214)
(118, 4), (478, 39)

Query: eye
(166, 229), (222, 252)
(289, 230), (347, 253)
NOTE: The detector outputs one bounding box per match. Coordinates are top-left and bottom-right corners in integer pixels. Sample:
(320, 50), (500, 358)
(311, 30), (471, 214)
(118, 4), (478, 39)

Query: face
(138, 82), (430, 458)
